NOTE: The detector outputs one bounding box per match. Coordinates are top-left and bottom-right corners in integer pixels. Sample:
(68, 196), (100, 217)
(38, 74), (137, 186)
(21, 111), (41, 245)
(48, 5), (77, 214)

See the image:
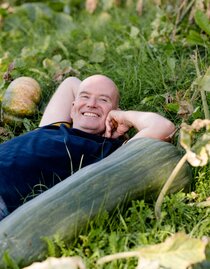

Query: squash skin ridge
(0, 137), (191, 267)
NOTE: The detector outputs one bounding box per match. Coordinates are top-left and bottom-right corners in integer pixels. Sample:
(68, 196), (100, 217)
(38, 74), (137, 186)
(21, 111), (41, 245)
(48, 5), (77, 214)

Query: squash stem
(155, 153), (188, 220)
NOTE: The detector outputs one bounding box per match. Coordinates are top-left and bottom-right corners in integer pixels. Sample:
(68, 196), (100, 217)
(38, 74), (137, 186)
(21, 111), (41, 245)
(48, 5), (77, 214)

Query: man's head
(71, 74), (119, 135)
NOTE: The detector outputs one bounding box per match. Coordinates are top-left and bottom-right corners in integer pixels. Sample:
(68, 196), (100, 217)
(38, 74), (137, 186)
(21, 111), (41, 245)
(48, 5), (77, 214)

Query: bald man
(0, 75), (175, 219)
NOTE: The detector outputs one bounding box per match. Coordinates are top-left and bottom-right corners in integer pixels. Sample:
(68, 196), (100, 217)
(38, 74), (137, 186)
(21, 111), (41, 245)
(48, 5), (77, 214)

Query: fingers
(104, 119), (116, 138)
(104, 110), (128, 139)
(104, 112), (118, 138)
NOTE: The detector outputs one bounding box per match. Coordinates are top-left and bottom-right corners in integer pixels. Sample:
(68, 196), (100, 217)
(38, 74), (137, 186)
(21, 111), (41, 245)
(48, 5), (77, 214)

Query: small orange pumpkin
(1, 77), (41, 125)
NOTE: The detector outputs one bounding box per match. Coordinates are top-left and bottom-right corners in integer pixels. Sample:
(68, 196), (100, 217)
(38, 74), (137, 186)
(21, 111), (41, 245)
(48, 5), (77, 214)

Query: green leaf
(165, 103), (179, 113)
(16, 3), (53, 22)
(89, 42), (106, 63)
(141, 95), (156, 105)
(180, 124), (193, 151)
(195, 10), (210, 37)
(53, 12), (75, 34)
(77, 39), (93, 58)
(130, 26), (140, 39)
(52, 54), (62, 63)
(167, 57), (176, 74)
(102, 0), (116, 10)
(192, 106), (203, 120)
(0, 7), (8, 17)
(186, 30), (207, 46)
(73, 59), (87, 70)
(116, 41), (131, 54)
(200, 67), (210, 92)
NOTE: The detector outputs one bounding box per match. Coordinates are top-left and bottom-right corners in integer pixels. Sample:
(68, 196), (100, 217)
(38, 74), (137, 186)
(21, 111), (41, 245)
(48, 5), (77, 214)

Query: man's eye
(100, 98), (108, 102)
(81, 95), (89, 99)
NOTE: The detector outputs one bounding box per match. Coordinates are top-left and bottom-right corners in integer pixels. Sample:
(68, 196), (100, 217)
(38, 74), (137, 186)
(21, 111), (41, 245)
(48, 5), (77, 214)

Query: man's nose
(87, 97), (97, 107)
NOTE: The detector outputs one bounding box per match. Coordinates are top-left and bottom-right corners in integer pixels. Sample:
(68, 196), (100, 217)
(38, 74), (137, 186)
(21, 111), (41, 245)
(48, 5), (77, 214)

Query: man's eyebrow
(79, 90), (90, 95)
(79, 91), (112, 100)
(99, 94), (111, 99)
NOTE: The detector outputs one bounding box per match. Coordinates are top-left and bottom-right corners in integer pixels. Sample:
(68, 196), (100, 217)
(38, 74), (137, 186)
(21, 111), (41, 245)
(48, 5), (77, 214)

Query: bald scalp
(78, 74), (120, 108)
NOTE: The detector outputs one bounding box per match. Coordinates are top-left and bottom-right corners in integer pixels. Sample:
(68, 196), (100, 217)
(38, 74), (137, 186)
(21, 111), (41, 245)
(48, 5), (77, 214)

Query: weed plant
(0, 1), (209, 268)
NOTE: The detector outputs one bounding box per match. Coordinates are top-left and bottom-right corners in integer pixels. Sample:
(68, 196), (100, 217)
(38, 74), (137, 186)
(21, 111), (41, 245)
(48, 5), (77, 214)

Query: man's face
(71, 75), (119, 135)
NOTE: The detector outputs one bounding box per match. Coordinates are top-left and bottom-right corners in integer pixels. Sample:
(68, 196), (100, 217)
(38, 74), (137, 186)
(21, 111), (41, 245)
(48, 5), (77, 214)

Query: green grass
(0, 1), (209, 268)
(43, 190), (210, 268)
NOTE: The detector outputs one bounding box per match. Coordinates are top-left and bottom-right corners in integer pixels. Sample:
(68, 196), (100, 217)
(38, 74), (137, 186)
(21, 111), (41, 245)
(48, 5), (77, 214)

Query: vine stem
(192, 50), (209, 119)
(200, 89), (210, 119)
(189, 200), (210, 207)
(97, 251), (140, 265)
(155, 153), (188, 220)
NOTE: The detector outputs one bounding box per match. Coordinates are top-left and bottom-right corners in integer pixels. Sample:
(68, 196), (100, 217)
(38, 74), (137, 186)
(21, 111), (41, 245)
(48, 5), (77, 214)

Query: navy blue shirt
(0, 124), (124, 212)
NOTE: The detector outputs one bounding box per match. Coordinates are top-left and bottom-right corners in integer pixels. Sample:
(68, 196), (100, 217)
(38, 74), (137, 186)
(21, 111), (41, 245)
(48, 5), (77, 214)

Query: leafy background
(0, 0), (209, 268)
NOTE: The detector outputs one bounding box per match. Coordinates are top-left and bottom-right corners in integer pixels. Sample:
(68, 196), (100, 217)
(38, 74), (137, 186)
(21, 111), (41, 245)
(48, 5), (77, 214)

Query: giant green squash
(0, 138), (191, 267)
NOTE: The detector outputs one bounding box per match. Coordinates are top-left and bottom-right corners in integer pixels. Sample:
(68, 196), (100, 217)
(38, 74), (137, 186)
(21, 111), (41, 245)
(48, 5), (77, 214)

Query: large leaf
(77, 40), (106, 63)
(186, 30), (209, 46)
(200, 67), (210, 92)
(137, 233), (206, 269)
(77, 39), (93, 57)
(3, 3), (75, 39)
(23, 257), (86, 269)
(180, 120), (210, 167)
(89, 42), (106, 63)
(53, 12), (75, 34)
(195, 10), (210, 37)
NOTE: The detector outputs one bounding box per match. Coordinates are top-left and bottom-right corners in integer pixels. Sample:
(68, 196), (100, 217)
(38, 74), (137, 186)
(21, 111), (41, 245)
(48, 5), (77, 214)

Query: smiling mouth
(82, 112), (100, 117)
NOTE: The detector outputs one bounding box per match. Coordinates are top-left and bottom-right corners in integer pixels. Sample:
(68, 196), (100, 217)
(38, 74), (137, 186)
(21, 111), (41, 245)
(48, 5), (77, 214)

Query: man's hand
(104, 110), (132, 138)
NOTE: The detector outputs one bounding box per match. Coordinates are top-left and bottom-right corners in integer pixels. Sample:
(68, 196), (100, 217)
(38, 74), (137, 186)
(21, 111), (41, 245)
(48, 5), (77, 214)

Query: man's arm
(39, 77), (81, 127)
(104, 110), (176, 142)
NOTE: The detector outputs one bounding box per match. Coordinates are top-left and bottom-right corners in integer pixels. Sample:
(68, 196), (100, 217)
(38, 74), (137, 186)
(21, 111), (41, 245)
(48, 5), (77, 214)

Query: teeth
(83, 112), (98, 117)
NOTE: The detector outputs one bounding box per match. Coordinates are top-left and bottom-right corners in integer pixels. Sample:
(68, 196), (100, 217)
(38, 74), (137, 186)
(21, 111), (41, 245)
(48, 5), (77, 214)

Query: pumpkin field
(0, 1), (209, 268)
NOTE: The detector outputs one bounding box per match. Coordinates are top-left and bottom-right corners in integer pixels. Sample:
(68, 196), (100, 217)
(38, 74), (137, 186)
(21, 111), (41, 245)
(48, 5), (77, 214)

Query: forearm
(39, 77), (81, 127)
(122, 111), (176, 141)
(105, 110), (175, 141)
